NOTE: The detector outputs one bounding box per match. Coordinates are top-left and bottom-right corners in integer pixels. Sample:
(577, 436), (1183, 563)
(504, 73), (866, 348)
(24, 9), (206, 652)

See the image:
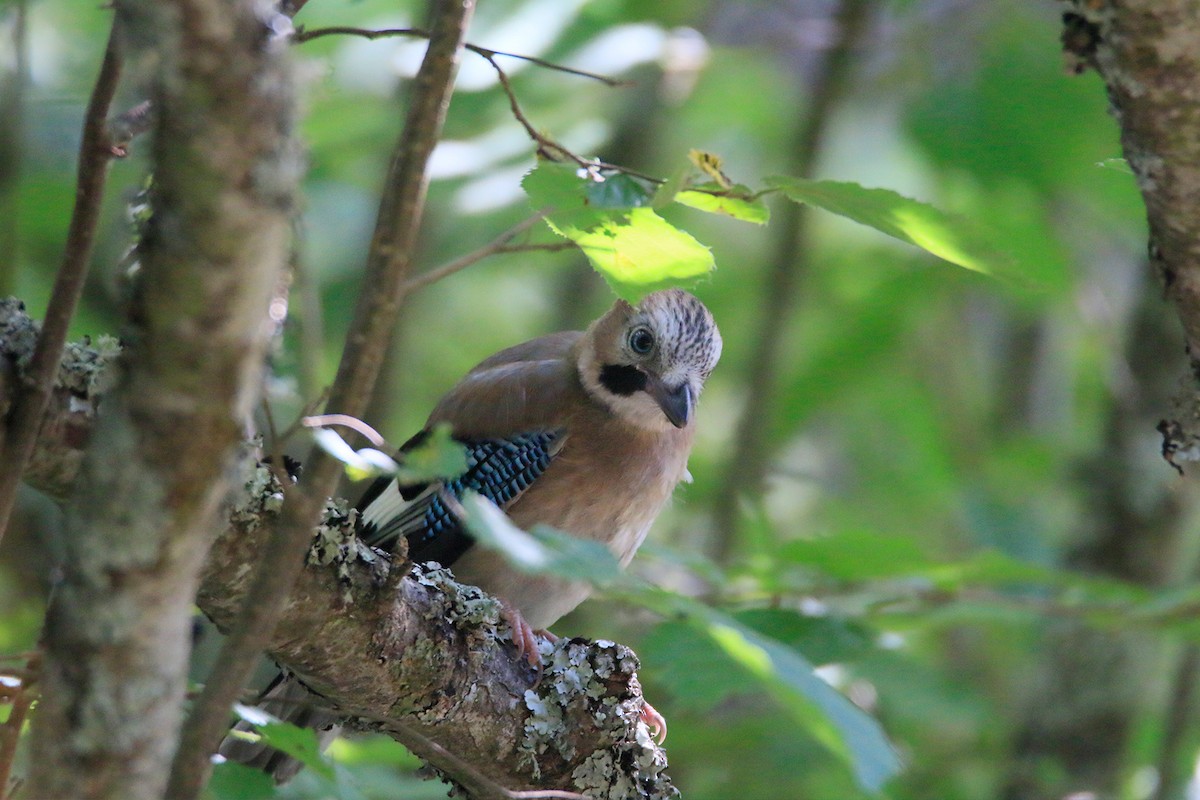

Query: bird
(221, 288), (721, 780)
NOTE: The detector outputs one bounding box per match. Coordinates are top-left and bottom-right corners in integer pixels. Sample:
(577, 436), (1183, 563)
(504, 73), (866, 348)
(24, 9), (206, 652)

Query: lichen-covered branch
(23, 0), (299, 795)
(205, 472), (675, 799)
(0, 298), (120, 500)
(0, 302), (677, 799)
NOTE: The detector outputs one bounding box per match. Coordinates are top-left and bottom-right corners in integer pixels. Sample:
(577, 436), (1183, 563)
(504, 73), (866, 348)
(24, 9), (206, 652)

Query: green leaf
(675, 599), (900, 793)
(767, 176), (1017, 278)
(231, 704), (335, 780)
(584, 171), (655, 208)
(523, 161), (715, 301)
(560, 208), (715, 301)
(458, 492), (624, 585)
(675, 184), (770, 224)
(781, 529), (935, 582)
(257, 721), (336, 780)
(644, 612), (873, 711)
(396, 423), (469, 485)
(207, 763), (276, 800)
(458, 494), (900, 793)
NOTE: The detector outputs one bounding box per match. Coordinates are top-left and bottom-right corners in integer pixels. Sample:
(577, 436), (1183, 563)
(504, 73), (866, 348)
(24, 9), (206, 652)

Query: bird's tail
(218, 672), (341, 784)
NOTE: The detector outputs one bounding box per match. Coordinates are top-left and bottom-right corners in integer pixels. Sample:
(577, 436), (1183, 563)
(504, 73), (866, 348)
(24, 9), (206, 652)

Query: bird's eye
(628, 327), (655, 355)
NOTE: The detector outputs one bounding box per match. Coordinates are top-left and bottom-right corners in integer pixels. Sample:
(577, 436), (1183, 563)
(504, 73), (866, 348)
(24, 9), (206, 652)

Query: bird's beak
(647, 378), (693, 428)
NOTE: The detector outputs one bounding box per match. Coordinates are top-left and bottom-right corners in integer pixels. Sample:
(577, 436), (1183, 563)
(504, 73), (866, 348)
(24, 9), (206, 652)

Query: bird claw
(640, 698), (667, 744)
(500, 601), (543, 668)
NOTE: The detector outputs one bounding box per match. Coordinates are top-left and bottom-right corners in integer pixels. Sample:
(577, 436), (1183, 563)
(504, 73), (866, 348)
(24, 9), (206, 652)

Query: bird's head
(578, 289), (722, 431)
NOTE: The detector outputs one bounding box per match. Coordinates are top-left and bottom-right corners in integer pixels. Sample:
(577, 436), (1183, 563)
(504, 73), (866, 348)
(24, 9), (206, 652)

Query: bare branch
(401, 213), (559, 294)
(293, 25), (627, 87)
(168, 1), (476, 796)
(0, 20), (121, 543)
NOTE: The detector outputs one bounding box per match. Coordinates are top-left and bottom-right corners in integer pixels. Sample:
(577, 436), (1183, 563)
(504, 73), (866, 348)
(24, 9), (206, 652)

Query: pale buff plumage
(361, 288), (721, 629)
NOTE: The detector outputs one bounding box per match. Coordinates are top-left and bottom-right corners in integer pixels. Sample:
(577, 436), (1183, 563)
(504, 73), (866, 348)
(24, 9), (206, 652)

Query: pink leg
(640, 698), (667, 744)
(500, 601), (542, 667)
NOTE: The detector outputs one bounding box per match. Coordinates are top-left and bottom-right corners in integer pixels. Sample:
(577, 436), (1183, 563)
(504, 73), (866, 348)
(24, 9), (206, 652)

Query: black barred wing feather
(356, 430), (563, 567)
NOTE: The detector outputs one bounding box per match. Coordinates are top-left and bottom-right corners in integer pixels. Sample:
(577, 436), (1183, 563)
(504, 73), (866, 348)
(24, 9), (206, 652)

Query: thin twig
(166, 1), (475, 796)
(293, 25), (626, 87)
(710, 0), (873, 564)
(260, 399), (293, 495)
(298, 24), (665, 189)
(478, 50), (589, 168)
(0, 20), (122, 544)
(474, 52), (666, 185)
(400, 213), (563, 294)
(295, 25), (665, 185)
(277, 389), (332, 446)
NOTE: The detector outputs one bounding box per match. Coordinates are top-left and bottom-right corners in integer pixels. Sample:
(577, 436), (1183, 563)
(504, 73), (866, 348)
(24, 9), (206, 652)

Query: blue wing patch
(356, 430), (563, 567)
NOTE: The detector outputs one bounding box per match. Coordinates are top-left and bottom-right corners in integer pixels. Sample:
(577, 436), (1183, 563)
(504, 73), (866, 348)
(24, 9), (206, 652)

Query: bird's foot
(500, 601), (542, 668)
(640, 698), (667, 745)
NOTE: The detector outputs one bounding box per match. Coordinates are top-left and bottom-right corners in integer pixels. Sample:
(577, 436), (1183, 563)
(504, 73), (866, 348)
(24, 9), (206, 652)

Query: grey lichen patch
(570, 725), (676, 800)
(308, 499), (388, 603)
(59, 335), (122, 398)
(0, 297), (42, 369)
(413, 563), (503, 630)
(230, 461), (286, 529)
(0, 297), (122, 407)
(521, 638), (677, 799)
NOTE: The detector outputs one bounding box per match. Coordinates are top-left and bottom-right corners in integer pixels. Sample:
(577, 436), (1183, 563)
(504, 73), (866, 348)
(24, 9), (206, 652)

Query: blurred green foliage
(6, 0), (1194, 798)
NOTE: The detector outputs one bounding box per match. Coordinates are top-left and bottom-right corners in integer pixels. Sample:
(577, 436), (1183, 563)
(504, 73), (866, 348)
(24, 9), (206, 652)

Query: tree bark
(23, 0), (298, 796)
(1060, 1), (1200, 355)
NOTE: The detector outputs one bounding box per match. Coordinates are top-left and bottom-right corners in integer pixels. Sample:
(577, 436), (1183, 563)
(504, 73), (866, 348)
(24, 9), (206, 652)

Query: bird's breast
(505, 417), (692, 564)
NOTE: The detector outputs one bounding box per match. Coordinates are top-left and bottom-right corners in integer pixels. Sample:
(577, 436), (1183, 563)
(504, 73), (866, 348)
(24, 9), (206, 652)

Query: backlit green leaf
(458, 494), (900, 793)
(230, 704), (335, 781)
(523, 161), (715, 301)
(768, 176), (1017, 278)
(675, 183), (770, 224)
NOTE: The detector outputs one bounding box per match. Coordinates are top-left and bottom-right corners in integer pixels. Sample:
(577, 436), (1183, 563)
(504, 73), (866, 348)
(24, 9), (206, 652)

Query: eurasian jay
(222, 288), (721, 779)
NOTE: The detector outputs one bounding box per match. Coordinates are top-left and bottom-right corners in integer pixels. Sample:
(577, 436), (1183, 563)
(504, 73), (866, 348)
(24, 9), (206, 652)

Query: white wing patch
(359, 481), (411, 531)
